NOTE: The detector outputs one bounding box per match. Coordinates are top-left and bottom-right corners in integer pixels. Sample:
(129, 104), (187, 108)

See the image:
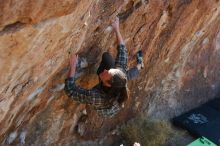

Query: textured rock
(0, 0), (220, 145)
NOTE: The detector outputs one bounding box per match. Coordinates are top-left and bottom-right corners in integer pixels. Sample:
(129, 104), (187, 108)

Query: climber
(64, 17), (144, 118)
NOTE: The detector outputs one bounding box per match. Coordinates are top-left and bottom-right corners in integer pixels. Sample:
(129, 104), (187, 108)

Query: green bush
(121, 117), (172, 146)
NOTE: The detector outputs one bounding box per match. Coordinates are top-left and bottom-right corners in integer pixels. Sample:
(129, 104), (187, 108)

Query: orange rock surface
(0, 0), (220, 145)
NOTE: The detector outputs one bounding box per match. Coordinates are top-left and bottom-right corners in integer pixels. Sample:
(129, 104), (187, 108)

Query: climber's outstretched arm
(66, 54), (107, 106)
(112, 17), (124, 45)
(112, 17), (128, 71)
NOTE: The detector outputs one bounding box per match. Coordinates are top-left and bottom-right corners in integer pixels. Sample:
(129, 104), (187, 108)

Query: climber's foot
(136, 50), (144, 70)
(74, 57), (88, 78)
(77, 57), (88, 69)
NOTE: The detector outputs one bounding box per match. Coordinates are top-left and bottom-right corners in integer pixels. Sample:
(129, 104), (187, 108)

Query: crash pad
(173, 98), (220, 145)
(187, 137), (217, 146)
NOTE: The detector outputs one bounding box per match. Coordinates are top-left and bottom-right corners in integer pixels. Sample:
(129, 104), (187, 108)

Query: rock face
(0, 0), (220, 145)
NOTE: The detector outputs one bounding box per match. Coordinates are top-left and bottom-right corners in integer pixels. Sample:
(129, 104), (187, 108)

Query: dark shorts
(97, 52), (115, 75)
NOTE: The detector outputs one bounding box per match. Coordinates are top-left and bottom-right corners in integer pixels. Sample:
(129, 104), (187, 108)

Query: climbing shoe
(137, 50), (144, 69)
(76, 57), (88, 70)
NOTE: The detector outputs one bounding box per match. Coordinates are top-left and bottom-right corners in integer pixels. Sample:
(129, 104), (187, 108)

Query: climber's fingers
(111, 16), (120, 29)
(110, 0), (128, 22)
(117, 0), (129, 13)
